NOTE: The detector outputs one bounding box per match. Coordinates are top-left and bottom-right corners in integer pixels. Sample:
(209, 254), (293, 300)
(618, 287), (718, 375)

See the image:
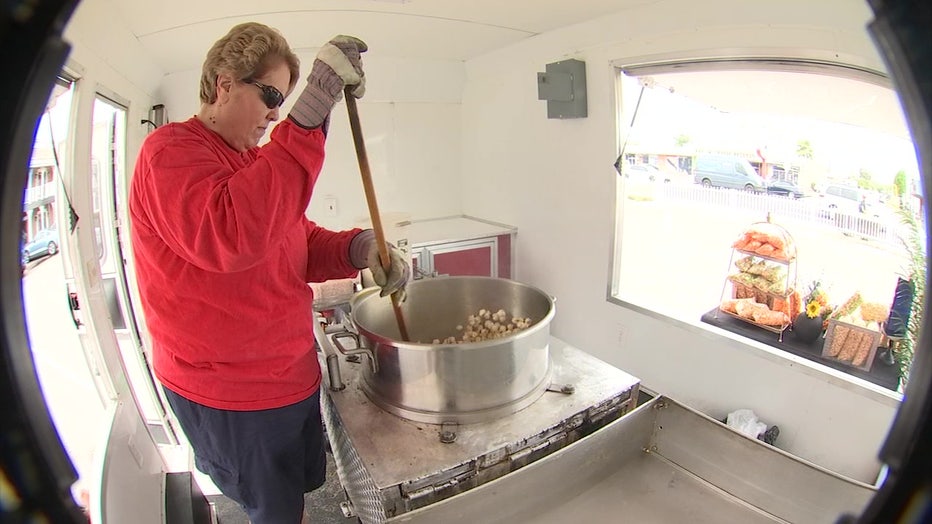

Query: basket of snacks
(719, 297), (791, 334)
(730, 220), (797, 262)
(821, 292), (889, 371)
(717, 218), (798, 340)
(730, 255), (788, 295)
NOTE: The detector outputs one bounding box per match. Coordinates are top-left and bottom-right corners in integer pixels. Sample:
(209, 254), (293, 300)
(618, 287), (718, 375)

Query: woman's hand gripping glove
(288, 35), (367, 130)
(349, 230), (411, 301)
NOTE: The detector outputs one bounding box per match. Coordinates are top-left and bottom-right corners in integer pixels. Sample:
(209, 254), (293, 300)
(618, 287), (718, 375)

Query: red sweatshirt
(129, 117), (360, 411)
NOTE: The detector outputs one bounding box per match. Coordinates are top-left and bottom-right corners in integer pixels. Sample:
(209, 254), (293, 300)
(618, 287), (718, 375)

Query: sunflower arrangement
(806, 300), (822, 319)
(802, 280), (833, 323)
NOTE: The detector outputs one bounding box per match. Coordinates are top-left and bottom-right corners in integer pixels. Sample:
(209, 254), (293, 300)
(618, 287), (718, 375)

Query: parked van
(692, 153), (765, 191)
(822, 184), (867, 214)
(819, 183), (887, 221)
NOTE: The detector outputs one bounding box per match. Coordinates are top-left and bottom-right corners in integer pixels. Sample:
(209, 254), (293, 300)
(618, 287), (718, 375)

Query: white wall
(66, 1), (467, 233)
(461, 0), (899, 482)
(158, 55), (466, 231)
(63, 0), (164, 179)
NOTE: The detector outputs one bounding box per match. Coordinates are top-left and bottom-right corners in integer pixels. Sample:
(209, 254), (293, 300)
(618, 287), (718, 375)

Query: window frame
(606, 55), (909, 401)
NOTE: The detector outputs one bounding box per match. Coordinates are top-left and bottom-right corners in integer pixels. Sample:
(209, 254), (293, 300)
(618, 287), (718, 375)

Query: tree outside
(893, 170), (908, 207)
(859, 168), (873, 190)
(796, 139), (814, 160)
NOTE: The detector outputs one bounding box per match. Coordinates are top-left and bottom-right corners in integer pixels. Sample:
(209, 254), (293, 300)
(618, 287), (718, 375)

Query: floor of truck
(207, 451), (350, 524)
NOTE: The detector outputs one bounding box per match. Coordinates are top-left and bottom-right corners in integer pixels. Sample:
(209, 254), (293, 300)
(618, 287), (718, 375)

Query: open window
(611, 60), (925, 392)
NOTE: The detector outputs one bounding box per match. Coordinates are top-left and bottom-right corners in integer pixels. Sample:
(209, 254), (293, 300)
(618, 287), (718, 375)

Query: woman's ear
(215, 73), (234, 104)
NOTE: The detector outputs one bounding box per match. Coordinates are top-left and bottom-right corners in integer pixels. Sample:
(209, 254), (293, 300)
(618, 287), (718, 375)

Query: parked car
(818, 184), (878, 218)
(22, 228), (59, 263)
(766, 180), (804, 198)
(815, 184), (892, 239)
(692, 153), (765, 191)
(622, 163), (664, 183)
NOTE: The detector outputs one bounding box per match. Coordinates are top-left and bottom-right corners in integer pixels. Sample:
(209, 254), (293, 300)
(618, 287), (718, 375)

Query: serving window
(610, 61), (924, 391)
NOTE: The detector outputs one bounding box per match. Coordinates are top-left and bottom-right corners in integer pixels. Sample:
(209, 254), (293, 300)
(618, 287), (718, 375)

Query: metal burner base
(320, 337), (640, 523)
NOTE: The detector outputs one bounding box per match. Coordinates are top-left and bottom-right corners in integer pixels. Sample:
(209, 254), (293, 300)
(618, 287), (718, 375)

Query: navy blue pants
(163, 388), (326, 524)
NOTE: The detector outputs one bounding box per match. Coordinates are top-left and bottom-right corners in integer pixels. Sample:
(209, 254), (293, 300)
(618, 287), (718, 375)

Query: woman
(129, 22), (408, 523)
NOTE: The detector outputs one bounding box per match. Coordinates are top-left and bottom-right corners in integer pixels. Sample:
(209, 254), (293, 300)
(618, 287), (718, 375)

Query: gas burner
(319, 338), (639, 522)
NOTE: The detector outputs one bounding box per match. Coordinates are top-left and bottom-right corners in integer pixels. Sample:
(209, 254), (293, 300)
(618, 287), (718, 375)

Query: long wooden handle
(344, 89), (410, 341)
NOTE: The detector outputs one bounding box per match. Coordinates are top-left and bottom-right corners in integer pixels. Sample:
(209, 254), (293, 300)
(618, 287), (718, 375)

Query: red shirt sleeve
(133, 120), (326, 272)
(303, 221), (363, 282)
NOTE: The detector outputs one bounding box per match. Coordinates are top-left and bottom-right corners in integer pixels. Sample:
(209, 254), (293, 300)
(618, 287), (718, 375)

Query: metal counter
(389, 396), (876, 524)
(321, 337), (874, 523)
(320, 337), (640, 522)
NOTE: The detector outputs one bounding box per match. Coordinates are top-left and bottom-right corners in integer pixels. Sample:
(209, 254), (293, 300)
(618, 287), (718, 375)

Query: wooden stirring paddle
(344, 87), (411, 341)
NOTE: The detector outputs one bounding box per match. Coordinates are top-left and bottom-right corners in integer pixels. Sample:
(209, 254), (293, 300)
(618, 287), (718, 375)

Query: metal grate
(322, 391), (387, 524)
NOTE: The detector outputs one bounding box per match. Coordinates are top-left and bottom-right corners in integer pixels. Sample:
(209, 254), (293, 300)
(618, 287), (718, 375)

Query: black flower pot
(793, 313), (823, 344)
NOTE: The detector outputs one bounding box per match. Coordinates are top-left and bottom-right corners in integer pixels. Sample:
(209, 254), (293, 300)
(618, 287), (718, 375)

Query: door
(22, 68), (172, 520)
(91, 94), (178, 446)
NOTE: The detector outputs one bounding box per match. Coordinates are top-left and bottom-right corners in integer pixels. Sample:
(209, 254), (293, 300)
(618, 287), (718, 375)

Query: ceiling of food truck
(107, 0), (908, 138)
(112, 0), (651, 73)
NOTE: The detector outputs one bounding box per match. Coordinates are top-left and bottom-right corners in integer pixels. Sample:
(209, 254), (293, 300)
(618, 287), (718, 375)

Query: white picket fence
(656, 184), (904, 246)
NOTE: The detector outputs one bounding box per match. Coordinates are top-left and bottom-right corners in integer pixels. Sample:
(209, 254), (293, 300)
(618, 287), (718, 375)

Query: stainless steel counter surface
(391, 396), (876, 524)
(320, 336), (640, 521)
(321, 335), (873, 523)
(406, 215), (516, 247)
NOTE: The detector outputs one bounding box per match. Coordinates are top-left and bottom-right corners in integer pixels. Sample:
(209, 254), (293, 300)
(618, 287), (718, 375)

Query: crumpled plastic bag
(726, 408), (768, 439)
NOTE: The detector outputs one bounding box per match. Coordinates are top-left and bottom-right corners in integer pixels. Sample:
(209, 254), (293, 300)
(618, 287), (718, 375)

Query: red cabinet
(408, 217), (515, 279)
(433, 242), (495, 277)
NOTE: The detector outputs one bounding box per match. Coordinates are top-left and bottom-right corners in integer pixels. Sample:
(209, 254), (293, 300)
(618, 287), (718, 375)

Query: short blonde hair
(199, 22), (300, 104)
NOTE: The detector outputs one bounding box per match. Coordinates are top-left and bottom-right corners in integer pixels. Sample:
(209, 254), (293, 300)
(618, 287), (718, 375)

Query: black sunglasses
(245, 80), (284, 109)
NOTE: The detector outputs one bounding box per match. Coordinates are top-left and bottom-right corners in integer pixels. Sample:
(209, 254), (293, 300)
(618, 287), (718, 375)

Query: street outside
(616, 187), (910, 323)
(20, 252), (106, 497)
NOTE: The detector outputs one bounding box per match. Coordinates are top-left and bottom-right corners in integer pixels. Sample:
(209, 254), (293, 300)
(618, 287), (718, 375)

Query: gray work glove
(367, 244), (410, 301)
(288, 35), (367, 130)
(349, 230), (410, 301)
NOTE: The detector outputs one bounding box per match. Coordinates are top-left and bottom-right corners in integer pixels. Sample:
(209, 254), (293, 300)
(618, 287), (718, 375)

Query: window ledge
(607, 295), (903, 408)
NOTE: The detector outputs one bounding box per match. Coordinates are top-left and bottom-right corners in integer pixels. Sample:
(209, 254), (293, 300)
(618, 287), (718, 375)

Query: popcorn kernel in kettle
(442, 308), (534, 343)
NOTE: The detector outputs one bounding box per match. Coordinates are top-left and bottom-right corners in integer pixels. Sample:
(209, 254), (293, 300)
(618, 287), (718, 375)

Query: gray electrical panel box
(537, 59), (587, 119)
